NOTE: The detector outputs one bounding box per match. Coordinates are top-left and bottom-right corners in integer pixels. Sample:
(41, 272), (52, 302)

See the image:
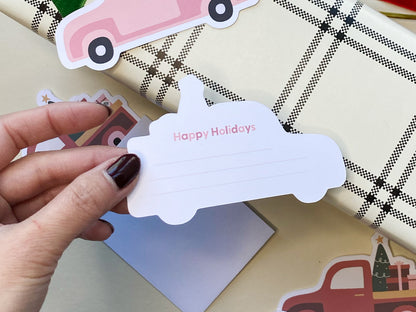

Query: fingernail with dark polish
(107, 154), (141, 189)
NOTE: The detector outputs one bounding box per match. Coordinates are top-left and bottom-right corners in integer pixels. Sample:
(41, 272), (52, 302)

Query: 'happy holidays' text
(173, 124), (256, 142)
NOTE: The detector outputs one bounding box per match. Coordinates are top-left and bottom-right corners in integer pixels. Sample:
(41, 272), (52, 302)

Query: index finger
(0, 102), (110, 168)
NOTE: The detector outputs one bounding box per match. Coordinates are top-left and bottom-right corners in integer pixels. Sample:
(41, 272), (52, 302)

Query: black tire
(88, 37), (114, 65)
(208, 0), (233, 22)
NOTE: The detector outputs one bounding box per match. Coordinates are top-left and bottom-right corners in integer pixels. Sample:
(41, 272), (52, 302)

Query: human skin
(0, 102), (140, 311)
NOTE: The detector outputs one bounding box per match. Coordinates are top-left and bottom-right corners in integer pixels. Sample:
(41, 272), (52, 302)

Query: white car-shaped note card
(127, 75), (346, 224)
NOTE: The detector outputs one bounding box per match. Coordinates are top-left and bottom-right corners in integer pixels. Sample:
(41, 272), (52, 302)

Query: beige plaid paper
(2, 0), (416, 252)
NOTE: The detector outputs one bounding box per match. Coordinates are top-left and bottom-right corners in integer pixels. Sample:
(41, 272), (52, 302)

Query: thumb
(23, 154), (140, 252)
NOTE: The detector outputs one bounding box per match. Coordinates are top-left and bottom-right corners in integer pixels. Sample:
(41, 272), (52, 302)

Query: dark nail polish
(107, 154), (141, 189)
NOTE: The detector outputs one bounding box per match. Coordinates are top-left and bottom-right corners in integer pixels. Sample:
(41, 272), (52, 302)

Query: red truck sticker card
(55, 0), (259, 70)
(127, 75), (346, 225)
(21, 89), (146, 156)
(277, 234), (416, 312)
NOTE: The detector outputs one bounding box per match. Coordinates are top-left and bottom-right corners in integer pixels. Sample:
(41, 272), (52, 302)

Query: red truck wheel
(393, 306), (416, 312)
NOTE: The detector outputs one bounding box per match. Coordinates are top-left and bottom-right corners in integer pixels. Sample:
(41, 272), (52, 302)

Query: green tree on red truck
(373, 240), (391, 292)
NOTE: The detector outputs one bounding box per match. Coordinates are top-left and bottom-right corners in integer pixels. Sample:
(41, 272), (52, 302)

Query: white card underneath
(127, 75), (346, 225)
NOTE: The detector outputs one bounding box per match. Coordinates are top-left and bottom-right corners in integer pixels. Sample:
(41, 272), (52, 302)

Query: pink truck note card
(127, 75), (346, 224)
(55, 0), (259, 70)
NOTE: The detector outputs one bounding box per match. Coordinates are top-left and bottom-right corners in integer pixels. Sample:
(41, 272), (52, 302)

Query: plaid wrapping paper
(2, 0), (416, 251)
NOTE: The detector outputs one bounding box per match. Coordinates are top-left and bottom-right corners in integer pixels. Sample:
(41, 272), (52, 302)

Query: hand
(0, 102), (141, 312)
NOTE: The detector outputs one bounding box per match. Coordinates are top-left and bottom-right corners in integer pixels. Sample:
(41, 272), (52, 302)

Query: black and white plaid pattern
(3, 0), (416, 251)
